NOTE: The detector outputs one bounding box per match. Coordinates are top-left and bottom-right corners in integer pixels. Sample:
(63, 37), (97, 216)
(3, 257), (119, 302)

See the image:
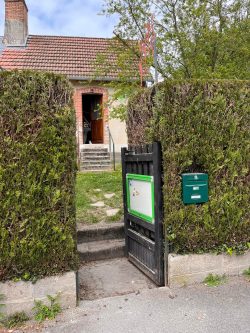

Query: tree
(103, 0), (250, 80)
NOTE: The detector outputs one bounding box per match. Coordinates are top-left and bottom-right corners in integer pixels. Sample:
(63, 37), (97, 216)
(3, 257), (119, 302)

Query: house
(0, 0), (140, 170)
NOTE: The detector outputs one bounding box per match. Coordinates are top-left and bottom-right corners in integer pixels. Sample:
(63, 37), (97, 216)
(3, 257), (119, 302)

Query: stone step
(78, 239), (125, 262)
(80, 167), (112, 173)
(81, 148), (108, 154)
(81, 159), (110, 165)
(81, 161), (111, 167)
(81, 154), (110, 160)
(81, 156), (111, 161)
(81, 157), (111, 160)
(81, 163), (111, 169)
(77, 223), (124, 244)
(81, 151), (109, 156)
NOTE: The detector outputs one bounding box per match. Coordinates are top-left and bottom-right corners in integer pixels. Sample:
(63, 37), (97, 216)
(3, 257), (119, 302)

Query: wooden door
(91, 96), (103, 144)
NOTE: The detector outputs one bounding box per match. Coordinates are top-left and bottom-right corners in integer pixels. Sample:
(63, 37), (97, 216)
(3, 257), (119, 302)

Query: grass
(243, 267), (250, 280)
(203, 274), (227, 287)
(1, 312), (29, 329)
(0, 294), (4, 322)
(76, 167), (123, 224)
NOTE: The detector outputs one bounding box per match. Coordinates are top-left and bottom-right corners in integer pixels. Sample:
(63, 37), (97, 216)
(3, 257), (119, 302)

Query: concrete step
(80, 169), (113, 172)
(77, 223), (124, 244)
(80, 165), (112, 171)
(81, 148), (108, 154)
(81, 156), (111, 161)
(78, 258), (156, 300)
(81, 151), (109, 156)
(78, 239), (125, 262)
(81, 161), (111, 166)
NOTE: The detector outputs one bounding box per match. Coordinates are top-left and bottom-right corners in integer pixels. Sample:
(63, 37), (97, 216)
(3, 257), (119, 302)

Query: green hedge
(128, 80), (250, 254)
(0, 71), (78, 281)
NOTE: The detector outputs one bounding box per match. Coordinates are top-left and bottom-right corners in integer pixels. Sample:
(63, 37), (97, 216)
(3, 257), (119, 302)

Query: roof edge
(29, 34), (115, 41)
(69, 76), (139, 82)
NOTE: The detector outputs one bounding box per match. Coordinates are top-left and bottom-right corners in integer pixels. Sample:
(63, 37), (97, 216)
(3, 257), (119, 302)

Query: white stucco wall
(108, 86), (128, 151)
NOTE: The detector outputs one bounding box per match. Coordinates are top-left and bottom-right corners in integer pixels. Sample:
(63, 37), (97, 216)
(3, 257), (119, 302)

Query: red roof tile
(0, 35), (140, 80)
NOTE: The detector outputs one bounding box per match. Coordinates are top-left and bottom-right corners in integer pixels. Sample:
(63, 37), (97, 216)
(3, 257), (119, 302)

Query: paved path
(79, 258), (156, 300)
(40, 277), (250, 333)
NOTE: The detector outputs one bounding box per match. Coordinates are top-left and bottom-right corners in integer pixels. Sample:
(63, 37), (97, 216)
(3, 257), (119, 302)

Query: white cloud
(0, 0), (117, 37)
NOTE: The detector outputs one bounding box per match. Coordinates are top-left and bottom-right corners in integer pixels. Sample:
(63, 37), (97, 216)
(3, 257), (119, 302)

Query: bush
(128, 80), (250, 254)
(0, 70), (78, 281)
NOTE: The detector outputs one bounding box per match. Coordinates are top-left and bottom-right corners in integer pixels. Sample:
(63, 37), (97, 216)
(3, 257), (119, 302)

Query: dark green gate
(121, 142), (165, 286)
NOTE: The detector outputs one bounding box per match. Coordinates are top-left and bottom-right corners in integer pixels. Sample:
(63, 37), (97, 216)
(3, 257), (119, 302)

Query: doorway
(82, 94), (103, 144)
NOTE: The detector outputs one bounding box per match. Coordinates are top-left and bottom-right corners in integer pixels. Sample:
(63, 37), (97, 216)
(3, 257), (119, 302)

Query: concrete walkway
(79, 258), (156, 300)
(39, 276), (249, 333)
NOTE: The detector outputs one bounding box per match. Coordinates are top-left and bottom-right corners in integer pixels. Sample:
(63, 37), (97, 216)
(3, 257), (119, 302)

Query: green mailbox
(182, 173), (208, 204)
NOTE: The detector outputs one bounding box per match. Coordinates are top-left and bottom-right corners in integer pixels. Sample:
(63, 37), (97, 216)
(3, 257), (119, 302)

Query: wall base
(168, 251), (250, 288)
(0, 272), (77, 316)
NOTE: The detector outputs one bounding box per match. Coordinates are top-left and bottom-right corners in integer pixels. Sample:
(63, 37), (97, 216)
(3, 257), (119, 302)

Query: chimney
(3, 0), (28, 46)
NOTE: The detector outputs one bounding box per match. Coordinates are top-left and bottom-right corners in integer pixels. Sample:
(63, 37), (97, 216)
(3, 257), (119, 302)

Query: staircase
(77, 223), (125, 263)
(80, 146), (112, 172)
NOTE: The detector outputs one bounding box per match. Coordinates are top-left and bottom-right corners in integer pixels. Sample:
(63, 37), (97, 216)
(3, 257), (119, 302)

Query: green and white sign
(126, 174), (155, 224)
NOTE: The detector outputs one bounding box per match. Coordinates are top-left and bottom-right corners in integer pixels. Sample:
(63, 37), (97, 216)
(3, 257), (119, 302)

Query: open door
(91, 95), (103, 144)
(82, 94), (103, 144)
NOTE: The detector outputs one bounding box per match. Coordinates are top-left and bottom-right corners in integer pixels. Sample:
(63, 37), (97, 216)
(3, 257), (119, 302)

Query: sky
(0, 0), (117, 38)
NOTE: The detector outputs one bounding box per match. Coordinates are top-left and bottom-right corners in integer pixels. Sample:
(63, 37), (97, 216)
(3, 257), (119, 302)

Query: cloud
(0, 0), (117, 37)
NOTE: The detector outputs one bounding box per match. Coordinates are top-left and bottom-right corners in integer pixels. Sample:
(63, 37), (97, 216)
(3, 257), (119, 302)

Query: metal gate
(121, 142), (165, 286)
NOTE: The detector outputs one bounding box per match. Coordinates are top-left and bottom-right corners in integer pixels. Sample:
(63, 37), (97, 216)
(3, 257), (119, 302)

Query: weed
(203, 274), (227, 287)
(243, 267), (250, 279)
(0, 294), (4, 322)
(33, 295), (61, 322)
(1, 312), (29, 329)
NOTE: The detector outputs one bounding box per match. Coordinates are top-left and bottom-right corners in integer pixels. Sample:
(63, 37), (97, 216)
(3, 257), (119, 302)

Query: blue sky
(0, 0), (117, 37)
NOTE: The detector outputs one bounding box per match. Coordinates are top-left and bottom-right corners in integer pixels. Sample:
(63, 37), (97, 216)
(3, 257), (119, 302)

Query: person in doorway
(83, 120), (92, 144)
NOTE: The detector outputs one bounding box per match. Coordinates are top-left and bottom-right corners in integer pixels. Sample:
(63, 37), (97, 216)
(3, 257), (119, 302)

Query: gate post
(152, 142), (165, 286)
(121, 147), (129, 257)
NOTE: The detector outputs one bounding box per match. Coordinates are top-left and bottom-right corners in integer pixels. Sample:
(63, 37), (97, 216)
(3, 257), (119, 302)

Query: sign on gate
(126, 174), (155, 224)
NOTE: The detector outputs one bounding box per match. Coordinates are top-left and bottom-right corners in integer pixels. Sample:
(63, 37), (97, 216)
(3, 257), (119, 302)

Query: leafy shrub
(128, 80), (250, 254)
(0, 70), (78, 281)
(33, 295), (61, 322)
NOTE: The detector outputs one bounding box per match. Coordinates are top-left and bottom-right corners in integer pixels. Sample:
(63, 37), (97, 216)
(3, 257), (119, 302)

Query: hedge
(0, 70), (78, 281)
(127, 80), (250, 254)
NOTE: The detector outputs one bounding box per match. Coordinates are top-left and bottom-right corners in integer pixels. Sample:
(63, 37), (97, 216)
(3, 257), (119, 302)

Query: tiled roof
(0, 35), (140, 80)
